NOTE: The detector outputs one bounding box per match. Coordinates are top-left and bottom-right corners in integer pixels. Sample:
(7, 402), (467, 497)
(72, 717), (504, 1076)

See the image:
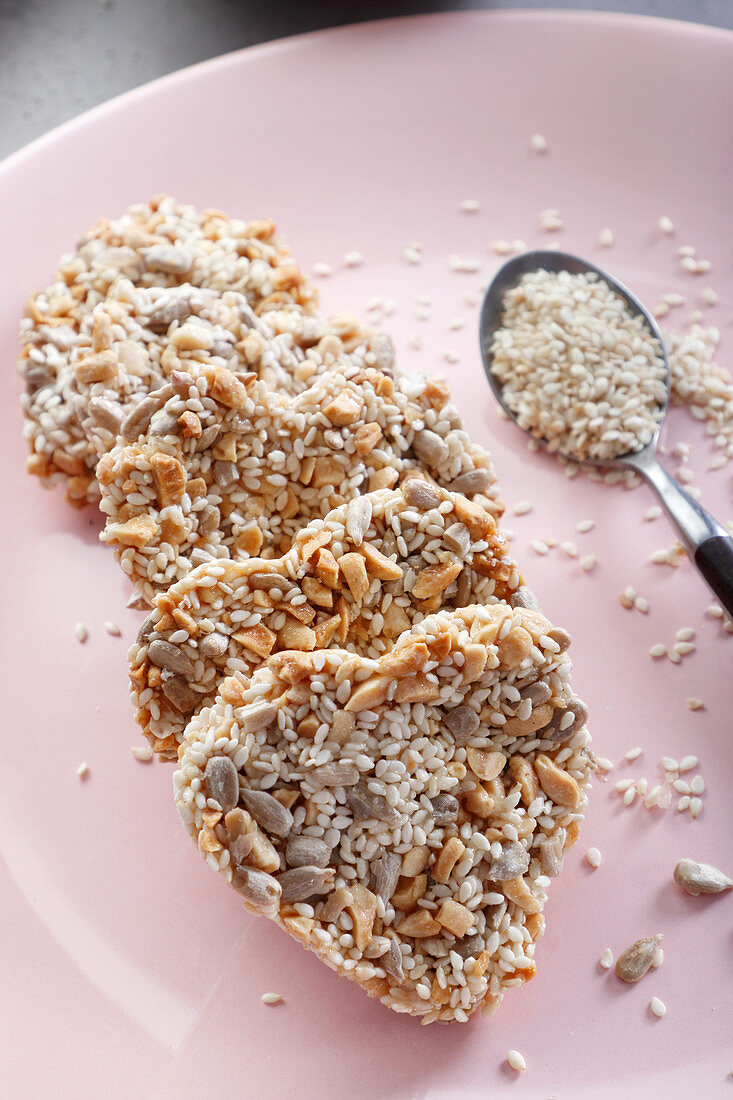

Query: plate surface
(1, 12), (732, 1098)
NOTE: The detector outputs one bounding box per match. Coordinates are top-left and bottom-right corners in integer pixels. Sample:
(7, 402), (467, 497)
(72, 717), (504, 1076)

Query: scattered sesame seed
(690, 797), (703, 818)
(408, 334), (422, 351)
(491, 240), (513, 255)
(104, 621), (121, 636)
(708, 455), (728, 470)
(625, 747), (644, 762)
(677, 795), (691, 812)
(459, 198), (480, 213)
(661, 757), (679, 773)
(615, 779), (635, 792)
(596, 757), (614, 772)
(530, 133), (547, 153)
(690, 775), (705, 796)
(650, 997), (666, 1018)
(649, 644), (667, 659)
(662, 292), (686, 307)
(561, 541), (578, 558)
(676, 627), (696, 641)
(447, 317), (466, 331)
(634, 596), (649, 614)
(507, 1050), (527, 1073)
(623, 787), (636, 806)
(513, 240), (527, 252)
(619, 591), (635, 609)
(653, 302), (670, 319)
(449, 255), (481, 273)
(586, 847), (602, 869)
(261, 992), (283, 1005)
(512, 500), (533, 516)
(580, 554), (596, 573)
(676, 467), (694, 484)
(576, 519), (595, 533)
(652, 947), (664, 968)
(415, 304), (431, 320)
(599, 948), (614, 969)
(658, 215), (674, 234)
(465, 291), (479, 307)
(667, 649), (682, 664)
(75, 622), (88, 643)
(131, 745), (154, 762)
(402, 246), (422, 265)
(673, 641), (695, 656)
(699, 287), (718, 306)
(598, 228), (614, 248)
(530, 539), (549, 556)
(677, 245), (696, 258)
(312, 262), (332, 277)
(343, 251), (363, 267)
(644, 506), (662, 521)
(443, 351), (459, 364)
(76, 762), (89, 779)
(678, 755), (698, 771)
(696, 259), (712, 274)
(673, 779), (690, 795)
(636, 778), (648, 796)
(681, 256), (698, 273)
(544, 536), (558, 548)
(539, 208), (563, 232)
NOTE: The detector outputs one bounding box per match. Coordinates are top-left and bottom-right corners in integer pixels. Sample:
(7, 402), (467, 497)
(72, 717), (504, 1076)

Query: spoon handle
(637, 457), (733, 617)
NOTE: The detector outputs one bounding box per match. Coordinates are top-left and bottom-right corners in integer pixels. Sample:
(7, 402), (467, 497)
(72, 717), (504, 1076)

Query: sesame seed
(580, 554), (596, 573)
(653, 302), (670, 319)
(576, 519), (595, 533)
(696, 260), (712, 274)
(690, 797), (703, 818)
(667, 649), (682, 664)
(465, 291), (479, 307)
(652, 947), (664, 968)
(131, 745), (154, 762)
(636, 778), (648, 796)
(677, 795), (691, 812)
(708, 455), (728, 470)
(673, 641), (695, 656)
(676, 627), (695, 641)
(512, 500), (533, 516)
(491, 240), (513, 255)
(402, 246), (422, 265)
(690, 775), (705, 796)
(649, 644), (667, 659)
(599, 948), (614, 969)
(678, 755), (698, 771)
(676, 467), (694, 484)
(586, 847), (602, 869)
(539, 209), (563, 232)
(615, 779), (635, 792)
(75, 622), (88, 643)
(673, 779), (690, 795)
(104, 620), (121, 636)
(449, 255), (481, 273)
(625, 747), (644, 762)
(701, 287), (719, 306)
(561, 541), (578, 558)
(408, 334), (422, 351)
(658, 216), (674, 234)
(443, 351), (459, 364)
(507, 1050), (527, 1072)
(261, 992), (283, 1005)
(312, 262), (332, 277)
(530, 133), (547, 153)
(598, 228), (614, 248)
(447, 317), (466, 331)
(644, 506), (662, 521)
(619, 591), (635, 609)
(661, 757), (679, 773)
(677, 245), (696, 257)
(530, 539), (549, 556)
(343, 251), (363, 267)
(650, 997), (666, 1018)
(681, 256), (698, 273)
(623, 787), (636, 806)
(596, 757), (614, 772)
(76, 762), (89, 779)
(634, 596), (649, 614)
(459, 198), (480, 213)
(513, 240), (527, 252)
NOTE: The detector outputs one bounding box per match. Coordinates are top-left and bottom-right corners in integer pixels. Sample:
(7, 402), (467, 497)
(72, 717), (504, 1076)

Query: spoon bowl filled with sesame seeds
(480, 251), (733, 616)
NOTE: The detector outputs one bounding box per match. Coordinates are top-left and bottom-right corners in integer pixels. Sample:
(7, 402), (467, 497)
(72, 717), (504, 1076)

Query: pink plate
(1, 11), (732, 1097)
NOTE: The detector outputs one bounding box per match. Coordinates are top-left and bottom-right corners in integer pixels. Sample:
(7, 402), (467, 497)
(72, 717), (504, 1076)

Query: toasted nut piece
(502, 876), (542, 914)
(339, 552), (370, 600)
(345, 675), (391, 713)
(463, 785), (494, 817)
(381, 641), (429, 677)
(436, 899), (475, 937)
(391, 873), (428, 912)
(301, 577), (334, 609)
(466, 747), (505, 782)
(178, 410), (202, 437)
(382, 601), (411, 637)
(534, 754), (582, 809)
(354, 422), (382, 455)
(429, 976), (451, 1006)
(508, 755), (540, 805)
(496, 626), (534, 670)
(278, 619), (316, 651)
(393, 673), (440, 704)
(395, 910), (442, 938)
(323, 390), (361, 426)
(320, 885), (352, 923)
(346, 883), (378, 951)
(233, 623), (276, 658)
(461, 643), (488, 683)
(369, 467), (399, 491)
(74, 349), (118, 385)
(330, 710), (356, 744)
(299, 528), (331, 561)
(207, 365), (250, 408)
(538, 836), (564, 878)
(219, 676), (246, 706)
(151, 453), (187, 507)
(412, 560), (462, 600)
(453, 496), (494, 538)
(400, 846), (429, 878)
(502, 703), (554, 739)
(312, 547), (340, 588)
(361, 543), (403, 581)
(432, 837), (466, 884)
(444, 705), (480, 745)
(105, 514), (158, 548)
(673, 859), (733, 896)
(615, 934), (664, 983)
(281, 913), (315, 943)
(488, 842), (530, 882)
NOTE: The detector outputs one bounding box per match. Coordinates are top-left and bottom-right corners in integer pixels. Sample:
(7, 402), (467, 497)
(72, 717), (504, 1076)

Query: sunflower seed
(346, 781), (400, 823)
(511, 586), (542, 612)
(204, 756), (240, 813)
(451, 933), (484, 959)
(615, 934), (664, 983)
(443, 522), (471, 555)
(147, 639), (194, 677)
(198, 631), (229, 657)
(673, 858), (733, 896)
(233, 867), (281, 914)
(429, 794), (460, 826)
(538, 835), (564, 877)
(380, 937), (405, 982)
(161, 674), (198, 714)
(345, 496), (373, 546)
(413, 429), (449, 467)
(402, 479), (440, 511)
(488, 841), (530, 881)
(370, 851), (402, 902)
(444, 705), (480, 745)
(285, 835), (331, 869)
(277, 866), (335, 904)
(240, 789), (294, 837)
(307, 762), (360, 791)
(448, 468), (492, 494)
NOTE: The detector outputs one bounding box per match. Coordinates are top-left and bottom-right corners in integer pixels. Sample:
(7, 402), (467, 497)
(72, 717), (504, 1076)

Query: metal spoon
(479, 249), (733, 617)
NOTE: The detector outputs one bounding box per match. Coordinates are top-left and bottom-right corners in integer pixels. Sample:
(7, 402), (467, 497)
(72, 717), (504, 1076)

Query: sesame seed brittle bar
(100, 358), (502, 604)
(174, 604), (592, 1023)
(130, 483), (519, 758)
(19, 195), (387, 506)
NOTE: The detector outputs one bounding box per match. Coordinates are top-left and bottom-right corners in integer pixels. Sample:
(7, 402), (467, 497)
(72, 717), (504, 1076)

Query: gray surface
(1, 0), (731, 161)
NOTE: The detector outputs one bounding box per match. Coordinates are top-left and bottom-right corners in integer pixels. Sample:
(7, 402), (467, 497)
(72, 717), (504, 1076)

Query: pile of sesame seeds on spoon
(479, 251), (733, 618)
